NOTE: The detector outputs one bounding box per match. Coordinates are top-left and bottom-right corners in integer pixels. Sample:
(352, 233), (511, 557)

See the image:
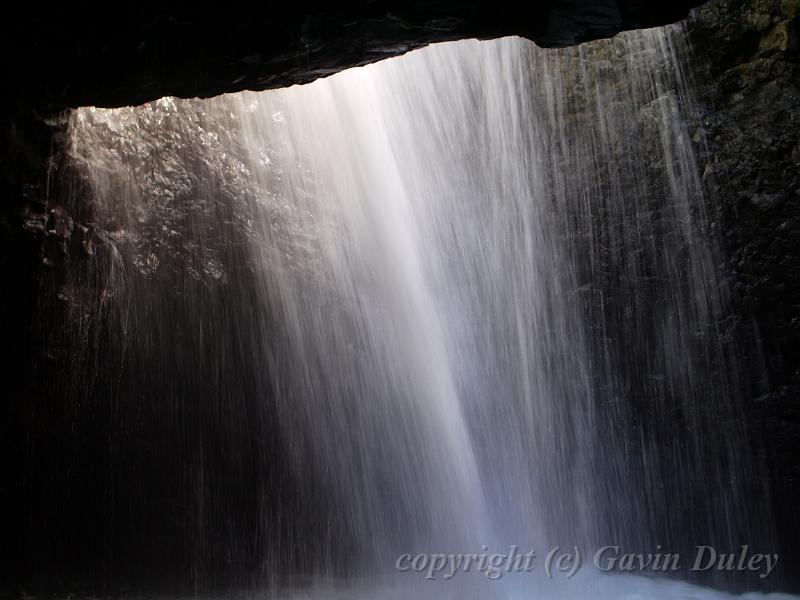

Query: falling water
(48, 22), (781, 599)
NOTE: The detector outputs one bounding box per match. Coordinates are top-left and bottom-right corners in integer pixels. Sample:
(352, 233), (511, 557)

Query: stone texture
(689, 0), (800, 379)
(687, 0), (800, 585)
(0, 2), (702, 118)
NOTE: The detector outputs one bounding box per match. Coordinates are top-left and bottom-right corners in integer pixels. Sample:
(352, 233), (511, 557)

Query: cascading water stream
(51, 22), (784, 599)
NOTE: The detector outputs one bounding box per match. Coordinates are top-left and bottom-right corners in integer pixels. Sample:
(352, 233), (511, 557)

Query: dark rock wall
(687, 0), (800, 581)
(0, 2), (701, 118)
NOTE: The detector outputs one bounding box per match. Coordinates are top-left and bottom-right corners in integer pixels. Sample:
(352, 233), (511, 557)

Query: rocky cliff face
(691, 0), (799, 394)
(687, 0), (800, 579)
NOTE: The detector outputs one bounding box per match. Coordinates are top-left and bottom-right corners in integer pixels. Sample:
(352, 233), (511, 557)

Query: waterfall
(49, 22), (778, 597)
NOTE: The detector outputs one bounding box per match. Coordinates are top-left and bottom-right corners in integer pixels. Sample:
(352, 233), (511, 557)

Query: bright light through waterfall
(57, 23), (791, 600)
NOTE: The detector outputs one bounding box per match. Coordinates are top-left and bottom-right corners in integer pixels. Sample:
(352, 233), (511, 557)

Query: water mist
(47, 22), (782, 599)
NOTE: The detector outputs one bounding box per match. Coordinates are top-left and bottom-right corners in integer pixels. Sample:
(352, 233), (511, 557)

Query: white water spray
(64, 23), (783, 599)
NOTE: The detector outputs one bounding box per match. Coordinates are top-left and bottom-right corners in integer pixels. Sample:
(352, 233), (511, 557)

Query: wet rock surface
(687, 0), (800, 581)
